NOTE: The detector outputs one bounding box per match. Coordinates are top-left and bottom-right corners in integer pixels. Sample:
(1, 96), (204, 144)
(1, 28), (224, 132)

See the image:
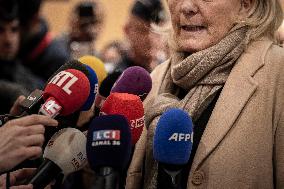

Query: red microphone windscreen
(44, 69), (90, 116)
(100, 92), (144, 145)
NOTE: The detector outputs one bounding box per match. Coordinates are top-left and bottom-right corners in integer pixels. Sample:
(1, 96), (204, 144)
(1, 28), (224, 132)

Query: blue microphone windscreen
(86, 115), (132, 171)
(81, 65), (98, 110)
(153, 108), (193, 165)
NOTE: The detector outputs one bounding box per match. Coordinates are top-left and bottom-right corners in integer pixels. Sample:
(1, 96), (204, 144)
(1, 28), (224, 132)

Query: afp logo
(168, 132), (193, 142)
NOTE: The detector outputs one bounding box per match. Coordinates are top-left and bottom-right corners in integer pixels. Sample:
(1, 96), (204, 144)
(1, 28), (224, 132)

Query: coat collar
(190, 38), (273, 172)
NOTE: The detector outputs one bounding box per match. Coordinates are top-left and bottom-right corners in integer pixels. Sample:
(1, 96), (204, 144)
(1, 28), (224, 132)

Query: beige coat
(126, 38), (284, 189)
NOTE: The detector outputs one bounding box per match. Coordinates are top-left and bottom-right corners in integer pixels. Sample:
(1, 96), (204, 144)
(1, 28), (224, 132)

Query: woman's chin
(176, 41), (207, 53)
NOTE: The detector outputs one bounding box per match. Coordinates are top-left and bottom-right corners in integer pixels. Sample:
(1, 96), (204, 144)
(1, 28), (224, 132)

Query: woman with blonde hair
(126, 0), (284, 188)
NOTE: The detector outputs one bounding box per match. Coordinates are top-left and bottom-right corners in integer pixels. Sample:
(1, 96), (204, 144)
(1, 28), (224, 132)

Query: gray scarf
(143, 26), (249, 189)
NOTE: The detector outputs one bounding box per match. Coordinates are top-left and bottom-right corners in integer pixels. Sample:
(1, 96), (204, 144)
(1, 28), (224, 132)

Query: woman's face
(168, 0), (246, 52)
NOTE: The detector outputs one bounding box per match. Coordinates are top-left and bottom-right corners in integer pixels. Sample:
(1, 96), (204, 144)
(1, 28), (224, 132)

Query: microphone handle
(92, 167), (119, 189)
(157, 163), (183, 189)
(26, 159), (62, 189)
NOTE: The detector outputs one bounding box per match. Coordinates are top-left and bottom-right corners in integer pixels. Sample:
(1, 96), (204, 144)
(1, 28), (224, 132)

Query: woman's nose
(180, 0), (199, 16)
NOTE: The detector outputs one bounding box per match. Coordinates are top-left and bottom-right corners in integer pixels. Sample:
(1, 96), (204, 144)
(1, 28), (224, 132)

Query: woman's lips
(181, 25), (206, 32)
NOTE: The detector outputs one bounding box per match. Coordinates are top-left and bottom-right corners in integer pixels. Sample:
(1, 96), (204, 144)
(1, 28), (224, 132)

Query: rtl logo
(49, 70), (78, 95)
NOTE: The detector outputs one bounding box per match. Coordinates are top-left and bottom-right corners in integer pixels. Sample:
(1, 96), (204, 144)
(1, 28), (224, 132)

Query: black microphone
(86, 115), (132, 189)
(94, 71), (122, 116)
(153, 108), (194, 189)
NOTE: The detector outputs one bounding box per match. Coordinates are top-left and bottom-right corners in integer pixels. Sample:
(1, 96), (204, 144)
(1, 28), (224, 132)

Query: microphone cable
(6, 171), (10, 189)
(0, 114), (21, 127)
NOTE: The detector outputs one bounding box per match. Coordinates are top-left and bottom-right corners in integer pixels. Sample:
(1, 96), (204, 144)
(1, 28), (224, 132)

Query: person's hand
(10, 95), (26, 116)
(0, 115), (58, 172)
(0, 168), (35, 189)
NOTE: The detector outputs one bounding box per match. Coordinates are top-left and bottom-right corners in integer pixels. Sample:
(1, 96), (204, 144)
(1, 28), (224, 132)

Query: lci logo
(92, 130), (121, 146)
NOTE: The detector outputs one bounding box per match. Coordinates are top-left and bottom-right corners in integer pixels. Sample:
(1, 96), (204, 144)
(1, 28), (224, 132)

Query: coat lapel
(190, 39), (273, 172)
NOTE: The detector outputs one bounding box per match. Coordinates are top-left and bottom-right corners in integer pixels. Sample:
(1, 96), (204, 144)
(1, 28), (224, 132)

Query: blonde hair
(156, 0), (283, 49)
(242, 0), (283, 41)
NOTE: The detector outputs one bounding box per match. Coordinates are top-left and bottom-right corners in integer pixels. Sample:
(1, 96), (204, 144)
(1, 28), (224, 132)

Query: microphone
(44, 60), (94, 128)
(78, 55), (107, 86)
(2, 59), (92, 121)
(100, 93), (145, 188)
(40, 68), (91, 117)
(27, 128), (87, 189)
(153, 108), (193, 189)
(86, 115), (132, 189)
(100, 93), (144, 145)
(94, 71), (122, 116)
(80, 64), (99, 111)
(111, 66), (152, 100)
(48, 59), (98, 111)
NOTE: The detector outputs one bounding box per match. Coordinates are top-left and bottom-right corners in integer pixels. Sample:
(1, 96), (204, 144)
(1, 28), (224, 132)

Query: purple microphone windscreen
(153, 108), (193, 165)
(111, 66), (152, 100)
(86, 115), (132, 171)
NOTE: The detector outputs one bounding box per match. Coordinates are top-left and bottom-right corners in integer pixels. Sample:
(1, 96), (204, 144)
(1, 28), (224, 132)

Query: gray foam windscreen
(44, 128), (87, 175)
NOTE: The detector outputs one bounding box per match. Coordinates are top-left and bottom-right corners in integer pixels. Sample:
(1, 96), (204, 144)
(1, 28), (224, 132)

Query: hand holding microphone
(0, 115), (58, 173)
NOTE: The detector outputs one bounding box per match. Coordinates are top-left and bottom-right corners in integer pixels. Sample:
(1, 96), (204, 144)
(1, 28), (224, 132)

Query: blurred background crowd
(0, 0), (170, 115)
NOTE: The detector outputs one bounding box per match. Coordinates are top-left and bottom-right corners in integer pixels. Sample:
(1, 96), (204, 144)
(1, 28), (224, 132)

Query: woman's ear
(240, 0), (254, 14)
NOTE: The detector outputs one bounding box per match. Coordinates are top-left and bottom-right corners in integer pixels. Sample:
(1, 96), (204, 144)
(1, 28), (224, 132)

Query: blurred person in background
(100, 40), (128, 74)
(150, 30), (169, 67)
(0, 0), (43, 114)
(17, 0), (69, 81)
(57, 0), (104, 59)
(119, 0), (168, 73)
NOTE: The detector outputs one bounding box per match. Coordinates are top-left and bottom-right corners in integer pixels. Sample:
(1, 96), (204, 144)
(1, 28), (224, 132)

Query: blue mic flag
(81, 65), (98, 110)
